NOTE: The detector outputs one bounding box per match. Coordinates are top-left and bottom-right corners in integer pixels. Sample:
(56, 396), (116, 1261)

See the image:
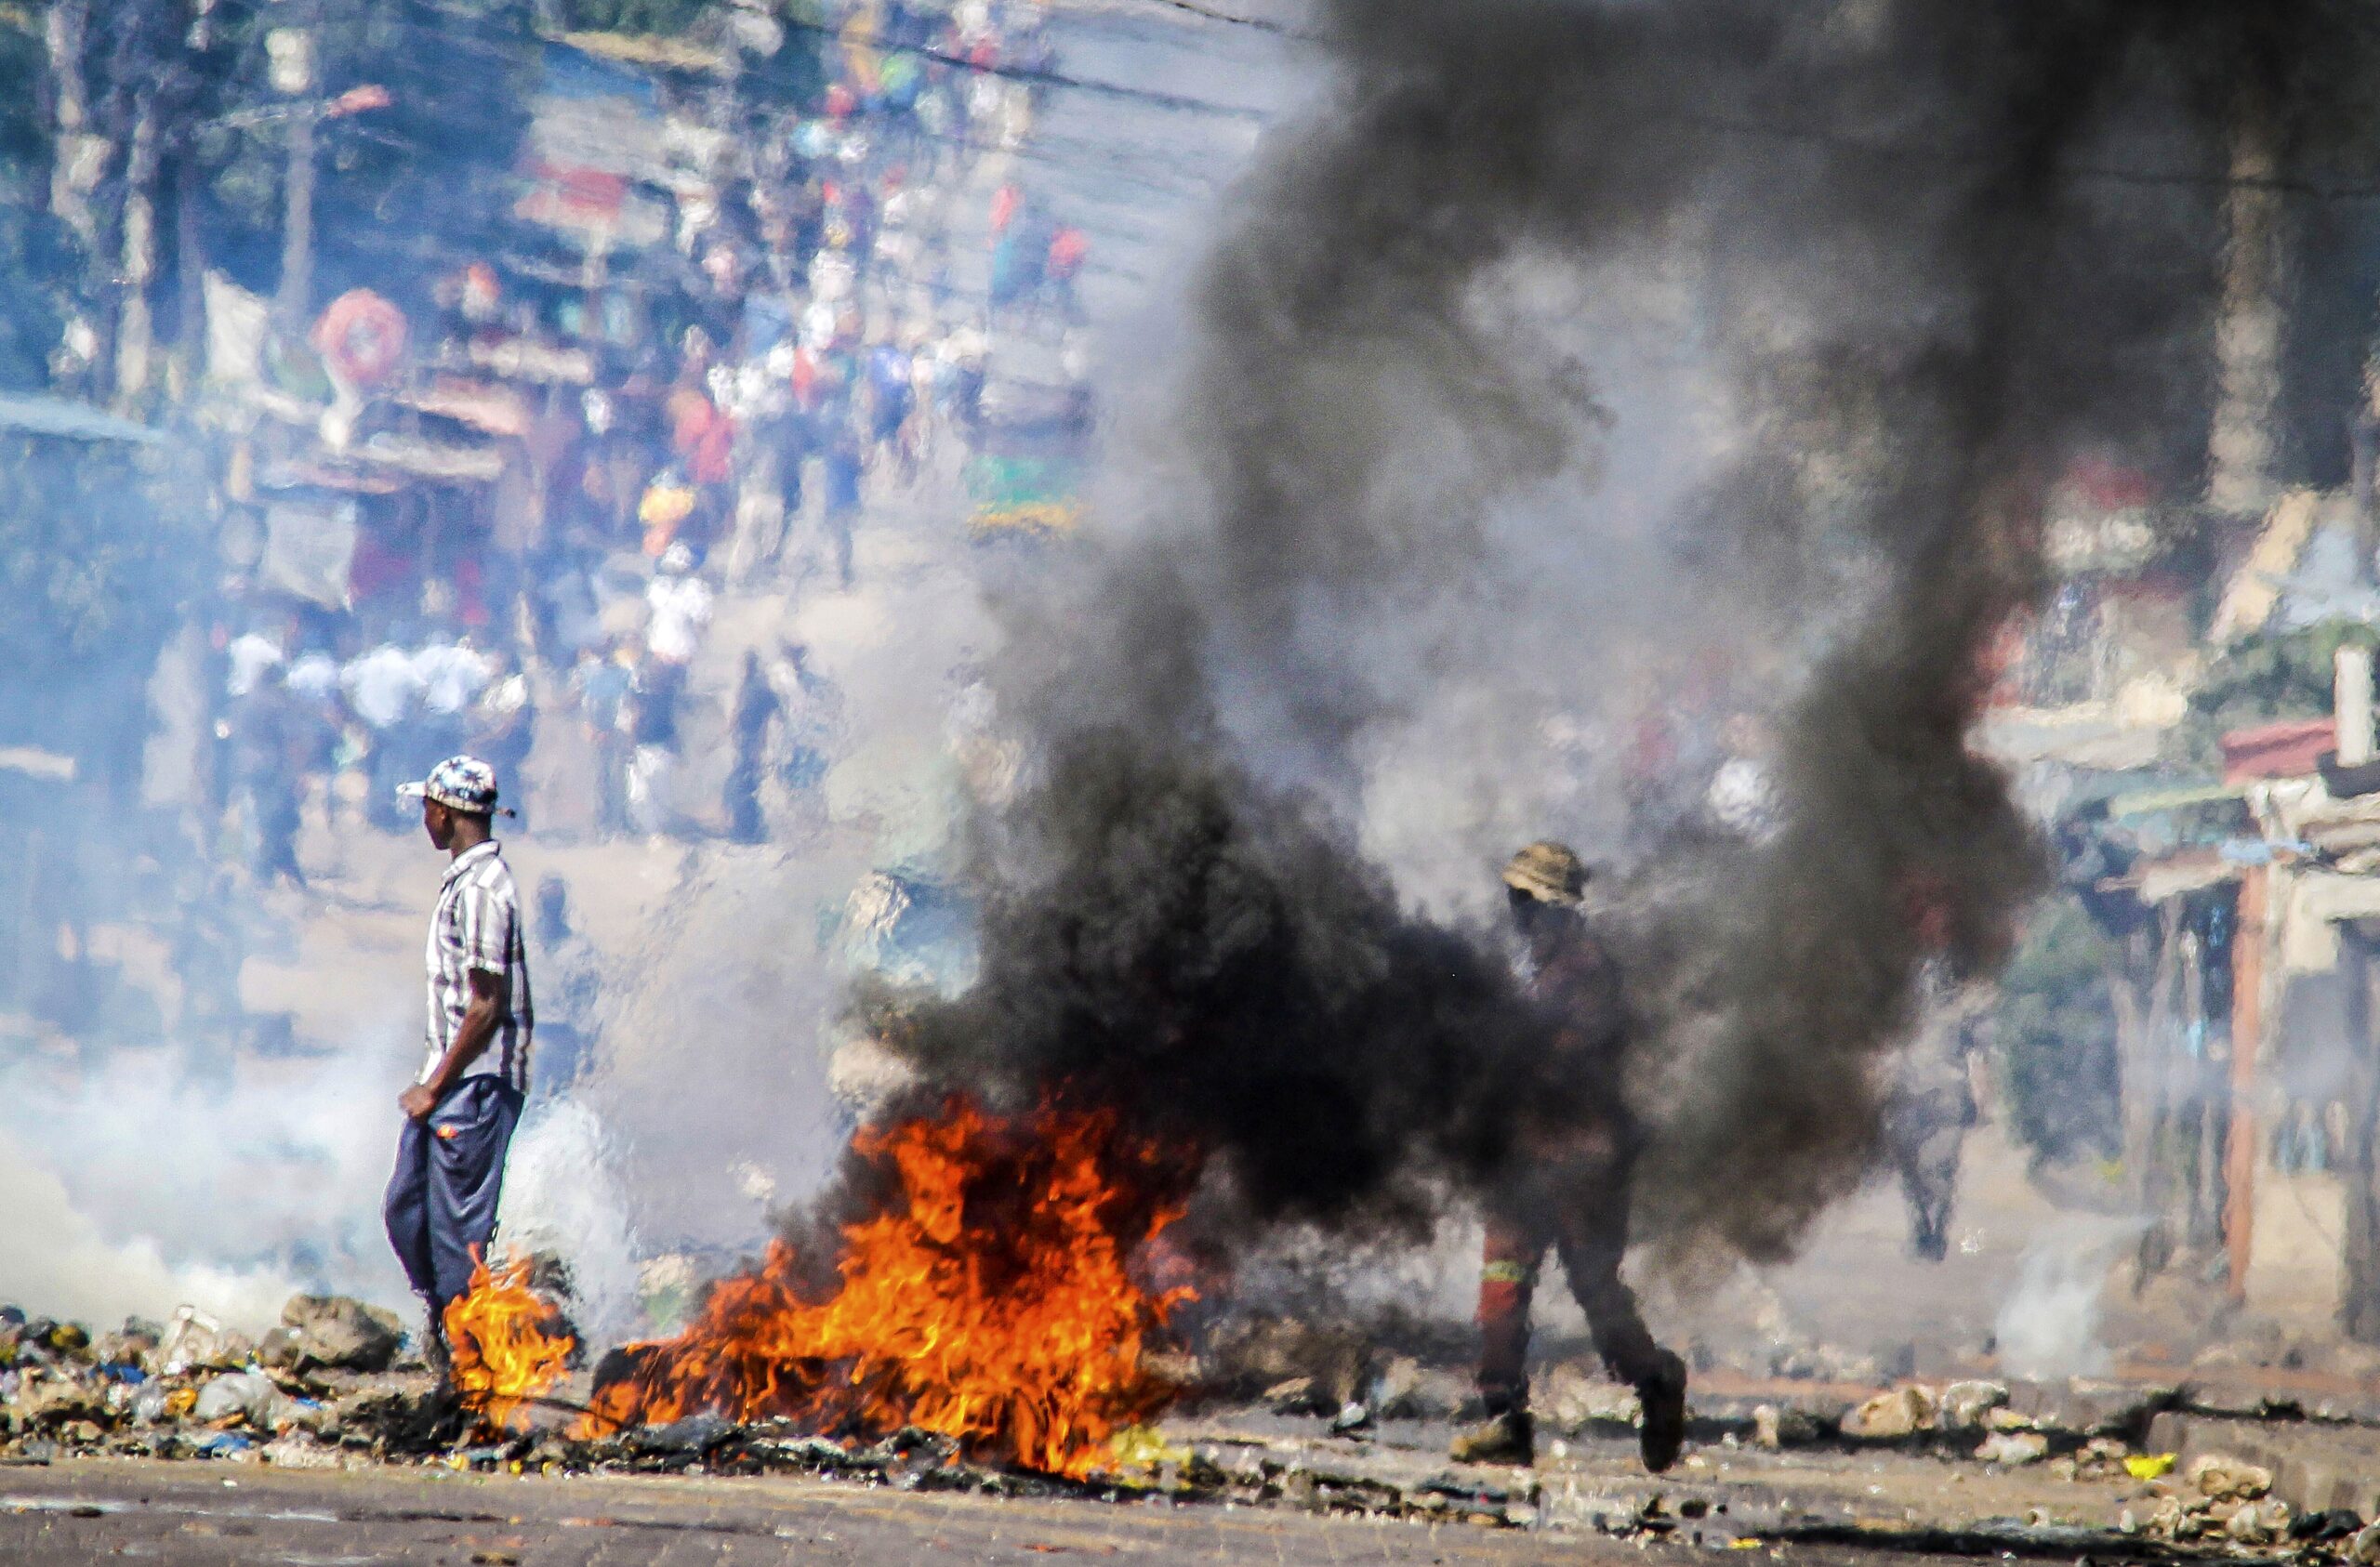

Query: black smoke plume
(853, 0), (2380, 1270)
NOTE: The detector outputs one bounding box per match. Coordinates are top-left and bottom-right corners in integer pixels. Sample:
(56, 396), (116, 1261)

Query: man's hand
(399, 1085), (440, 1122)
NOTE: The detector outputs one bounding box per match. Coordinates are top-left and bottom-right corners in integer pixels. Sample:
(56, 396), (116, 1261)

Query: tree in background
(0, 13), (77, 391)
(0, 429), (209, 791)
(558, 0), (716, 33)
(188, 0), (539, 316)
(1995, 896), (2126, 1169)
(2174, 618), (2378, 769)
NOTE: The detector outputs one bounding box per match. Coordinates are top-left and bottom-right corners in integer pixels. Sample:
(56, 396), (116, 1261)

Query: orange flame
(443, 1253), (576, 1431)
(577, 1097), (1195, 1478)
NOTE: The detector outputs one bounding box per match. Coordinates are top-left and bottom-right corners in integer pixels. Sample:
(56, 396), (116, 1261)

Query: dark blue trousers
(383, 1075), (523, 1310)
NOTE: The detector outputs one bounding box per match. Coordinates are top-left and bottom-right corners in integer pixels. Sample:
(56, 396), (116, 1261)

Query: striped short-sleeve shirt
(422, 839), (535, 1091)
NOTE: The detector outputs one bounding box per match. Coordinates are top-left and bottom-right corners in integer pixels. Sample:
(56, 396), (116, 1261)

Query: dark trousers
(1476, 1148), (1664, 1416)
(383, 1075), (523, 1310)
(725, 753), (764, 842)
(1887, 1119), (1965, 1261)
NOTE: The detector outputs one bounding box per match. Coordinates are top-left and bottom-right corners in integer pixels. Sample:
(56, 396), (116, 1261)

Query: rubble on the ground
(7, 1294), (2380, 1557)
(262, 1296), (404, 1375)
(1201, 1314), (1378, 1411)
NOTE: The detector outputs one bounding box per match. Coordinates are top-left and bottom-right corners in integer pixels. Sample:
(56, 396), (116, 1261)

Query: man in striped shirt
(383, 756), (535, 1370)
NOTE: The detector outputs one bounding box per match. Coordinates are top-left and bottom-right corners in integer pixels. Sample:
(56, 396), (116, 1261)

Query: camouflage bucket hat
(1502, 840), (1587, 905)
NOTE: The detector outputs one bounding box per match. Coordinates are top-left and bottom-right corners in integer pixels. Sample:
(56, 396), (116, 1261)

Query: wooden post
(2182, 924), (2222, 1253)
(2225, 865), (2270, 1302)
(114, 99), (159, 405)
(175, 157), (205, 385)
(2133, 906), (2183, 1284)
(278, 107), (315, 329)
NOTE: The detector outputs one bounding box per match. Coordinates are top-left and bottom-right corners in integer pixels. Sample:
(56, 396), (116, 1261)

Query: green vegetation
(559, 0), (717, 33)
(2172, 617), (2378, 768)
(1994, 896), (2124, 1165)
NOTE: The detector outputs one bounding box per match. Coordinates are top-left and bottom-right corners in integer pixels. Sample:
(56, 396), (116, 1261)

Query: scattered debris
(1206, 1316), (1375, 1410)
(1937, 1379), (2011, 1430)
(264, 1296), (404, 1375)
(155, 1308), (254, 1376)
(1842, 1385), (1937, 1441)
(3, 1287), (2374, 1559)
(1977, 1429), (2051, 1466)
(2189, 1453), (2276, 1501)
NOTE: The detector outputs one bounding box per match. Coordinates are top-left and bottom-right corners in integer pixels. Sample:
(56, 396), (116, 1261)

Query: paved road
(0, 1456), (1957, 1567)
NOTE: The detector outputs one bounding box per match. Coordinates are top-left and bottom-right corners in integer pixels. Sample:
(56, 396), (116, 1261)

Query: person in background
(342, 634), (427, 832)
(469, 649), (536, 829)
(231, 669), (308, 891)
(821, 418), (864, 587)
(1046, 223), (1088, 323)
(943, 315), (988, 434)
(771, 641), (840, 829)
(1882, 882), (1992, 1262)
(865, 330), (916, 481)
(411, 634), (493, 787)
(724, 650), (783, 844)
(284, 646), (345, 839)
(646, 544), (714, 667)
(570, 639), (634, 838)
(804, 319), (864, 588)
(383, 757), (533, 1377)
(624, 647), (687, 839)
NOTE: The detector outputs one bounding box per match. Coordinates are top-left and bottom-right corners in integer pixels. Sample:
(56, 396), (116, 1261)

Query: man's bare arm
(398, 968), (507, 1120)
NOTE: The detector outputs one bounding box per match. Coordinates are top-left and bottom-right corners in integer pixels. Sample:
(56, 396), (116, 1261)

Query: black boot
(417, 1297), (453, 1382)
(1637, 1350), (1687, 1473)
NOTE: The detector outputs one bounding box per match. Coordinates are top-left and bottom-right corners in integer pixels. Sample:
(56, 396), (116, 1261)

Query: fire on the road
(574, 1096), (1196, 1479)
(443, 1255), (576, 1430)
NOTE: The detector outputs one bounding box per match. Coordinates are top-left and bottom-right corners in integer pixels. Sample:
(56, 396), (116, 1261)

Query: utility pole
(268, 23), (317, 327)
(2207, 89), (2286, 520)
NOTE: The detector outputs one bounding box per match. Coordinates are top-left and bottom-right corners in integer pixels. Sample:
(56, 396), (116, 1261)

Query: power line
(787, 16), (1268, 122)
(1107, 0), (1299, 37)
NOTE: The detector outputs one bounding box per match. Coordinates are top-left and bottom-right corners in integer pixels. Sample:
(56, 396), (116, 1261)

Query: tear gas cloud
(0, 1041), (404, 1329)
(871, 0), (2380, 1273)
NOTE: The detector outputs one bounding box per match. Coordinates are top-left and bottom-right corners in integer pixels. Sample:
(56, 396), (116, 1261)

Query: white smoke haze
(572, 527), (1018, 1280)
(0, 1041), (410, 1332)
(1993, 1219), (2138, 1383)
(0, 1131), (296, 1332)
(496, 1100), (642, 1348)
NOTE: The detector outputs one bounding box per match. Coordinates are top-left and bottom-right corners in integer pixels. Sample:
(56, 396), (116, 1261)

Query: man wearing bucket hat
(383, 756), (534, 1374)
(1451, 841), (1688, 1473)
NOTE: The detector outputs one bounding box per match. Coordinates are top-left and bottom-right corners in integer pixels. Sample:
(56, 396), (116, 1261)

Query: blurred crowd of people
(199, 0), (1080, 883)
